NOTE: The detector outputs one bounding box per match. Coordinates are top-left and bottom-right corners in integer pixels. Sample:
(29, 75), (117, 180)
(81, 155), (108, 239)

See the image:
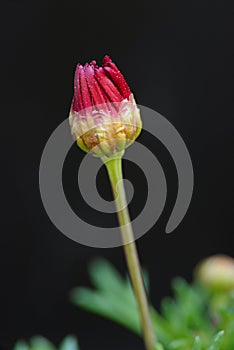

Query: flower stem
(103, 154), (157, 350)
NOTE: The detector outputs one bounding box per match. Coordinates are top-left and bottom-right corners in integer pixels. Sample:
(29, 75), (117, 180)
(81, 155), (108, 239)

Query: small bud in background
(69, 56), (142, 158)
(195, 255), (234, 292)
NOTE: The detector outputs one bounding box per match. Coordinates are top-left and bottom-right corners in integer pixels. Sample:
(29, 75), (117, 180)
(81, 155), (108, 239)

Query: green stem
(103, 154), (157, 350)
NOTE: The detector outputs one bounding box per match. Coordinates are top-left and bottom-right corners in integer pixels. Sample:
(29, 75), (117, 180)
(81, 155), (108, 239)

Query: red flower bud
(69, 56), (142, 158)
(72, 56), (131, 113)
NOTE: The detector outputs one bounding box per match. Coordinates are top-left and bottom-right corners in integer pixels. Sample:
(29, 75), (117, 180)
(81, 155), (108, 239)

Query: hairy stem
(103, 154), (157, 350)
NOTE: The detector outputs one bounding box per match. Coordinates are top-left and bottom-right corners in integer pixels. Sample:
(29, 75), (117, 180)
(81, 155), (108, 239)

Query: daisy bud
(195, 255), (234, 292)
(69, 56), (142, 158)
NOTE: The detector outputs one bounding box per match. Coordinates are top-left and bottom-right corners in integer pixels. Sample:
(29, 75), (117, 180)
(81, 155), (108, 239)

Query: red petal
(95, 67), (123, 103)
(73, 56), (131, 114)
(103, 61), (131, 99)
(84, 64), (108, 105)
(102, 55), (112, 65)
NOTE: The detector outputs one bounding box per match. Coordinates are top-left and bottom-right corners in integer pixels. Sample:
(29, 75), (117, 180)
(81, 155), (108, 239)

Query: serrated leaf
(71, 287), (141, 334)
(89, 259), (125, 293)
(163, 278), (211, 335)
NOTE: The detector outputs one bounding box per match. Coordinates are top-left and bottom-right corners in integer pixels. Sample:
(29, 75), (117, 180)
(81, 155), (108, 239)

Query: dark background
(1, 0), (233, 349)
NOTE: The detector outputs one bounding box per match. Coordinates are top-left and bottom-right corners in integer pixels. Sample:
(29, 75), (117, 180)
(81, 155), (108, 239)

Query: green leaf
(154, 343), (165, 350)
(30, 337), (56, 350)
(71, 258), (234, 350)
(172, 279), (210, 332)
(192, 336), (202, 350)
(142, 268), (150, 293)
(71, 259), (144, 335)
(13, 341), (29, 350)
(151, 308), (176, 344)
(207, 330), (224, 350)
(59, 336), (79, 350)
(88, 259), (125, 294)
(71, 287), (141, 334)
(168, 338), (190, 349)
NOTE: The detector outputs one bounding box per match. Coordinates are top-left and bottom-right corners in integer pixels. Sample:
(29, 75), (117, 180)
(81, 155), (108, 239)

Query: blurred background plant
(70, 255), (234, 350)
(13, 255), (234, 350)
(13, 336), (79, 350)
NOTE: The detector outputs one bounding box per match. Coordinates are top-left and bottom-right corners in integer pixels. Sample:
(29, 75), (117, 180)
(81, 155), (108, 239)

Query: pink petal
(73, 64), (83, 112)
(79, 65), (92, 110)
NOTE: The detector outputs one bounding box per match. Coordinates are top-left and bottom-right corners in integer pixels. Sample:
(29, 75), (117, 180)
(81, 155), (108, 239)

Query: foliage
(13, 336), (79, 350)
(70, 259), (234, 350)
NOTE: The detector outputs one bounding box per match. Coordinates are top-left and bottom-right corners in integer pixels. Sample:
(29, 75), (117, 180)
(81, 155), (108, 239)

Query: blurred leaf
(72, 258), (234, 349)
(12, 258), (234, 350)
(151, 308), (176, 344)
(70, 259), (143, 334)
(207, 331), (224, 350)
(192, 336), (201, 350)
(30, 337), (56, 350)
(88, 259), (125, 293)
(71, 286), (141, 334)
(59, 336), (79, 350)
(168, 338), (190, 349)
(142, 268), (150, 293)
(13, 341), (29, 350)
(154, 343), (165, 350)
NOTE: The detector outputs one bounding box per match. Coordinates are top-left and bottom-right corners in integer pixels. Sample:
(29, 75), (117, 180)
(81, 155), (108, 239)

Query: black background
(1, 1), (233, 349)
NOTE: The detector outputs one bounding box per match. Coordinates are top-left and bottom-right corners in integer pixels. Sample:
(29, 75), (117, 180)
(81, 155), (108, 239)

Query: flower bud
(195, 255), (234, 292)
(69, 56), (142, 158)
